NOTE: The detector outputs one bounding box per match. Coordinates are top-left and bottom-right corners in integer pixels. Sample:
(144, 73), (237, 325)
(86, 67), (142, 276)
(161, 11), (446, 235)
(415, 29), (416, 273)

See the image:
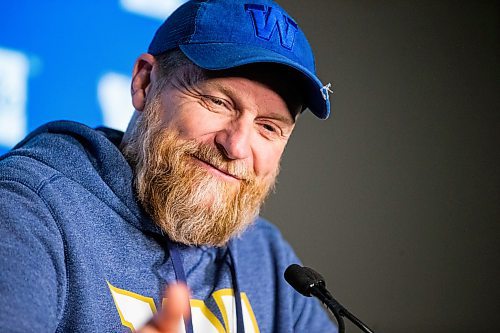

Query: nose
(215, 118), (252, 160)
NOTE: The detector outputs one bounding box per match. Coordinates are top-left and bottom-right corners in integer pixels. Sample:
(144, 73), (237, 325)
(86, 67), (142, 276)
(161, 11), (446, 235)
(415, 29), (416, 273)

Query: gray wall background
(261, 1), (499, 332)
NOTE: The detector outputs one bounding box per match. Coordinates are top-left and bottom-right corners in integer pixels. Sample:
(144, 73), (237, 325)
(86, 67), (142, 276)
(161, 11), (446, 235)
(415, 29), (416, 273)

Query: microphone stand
(284, 264), (376, 333)
(311, 284), (374, 333)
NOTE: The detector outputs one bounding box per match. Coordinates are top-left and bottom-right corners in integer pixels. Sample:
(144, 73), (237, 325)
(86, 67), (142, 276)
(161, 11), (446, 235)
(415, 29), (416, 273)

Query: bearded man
(0, 0), (336, 332)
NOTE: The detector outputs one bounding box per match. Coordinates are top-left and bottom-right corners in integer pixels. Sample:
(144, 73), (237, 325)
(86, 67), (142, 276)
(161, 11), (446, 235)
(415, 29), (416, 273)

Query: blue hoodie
(0, 121), (336, 333)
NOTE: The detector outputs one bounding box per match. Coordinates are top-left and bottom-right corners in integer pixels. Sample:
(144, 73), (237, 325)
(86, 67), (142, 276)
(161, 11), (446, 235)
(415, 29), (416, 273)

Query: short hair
(153, 48), (207, 93)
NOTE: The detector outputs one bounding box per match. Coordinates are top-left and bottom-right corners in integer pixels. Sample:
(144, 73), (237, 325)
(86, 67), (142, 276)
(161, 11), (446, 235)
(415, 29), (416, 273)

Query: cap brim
(179, 43), (330, 119)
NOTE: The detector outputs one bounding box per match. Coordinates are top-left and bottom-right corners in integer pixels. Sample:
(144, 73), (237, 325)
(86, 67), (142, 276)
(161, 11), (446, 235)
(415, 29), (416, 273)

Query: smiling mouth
(191, 156), (243, 181)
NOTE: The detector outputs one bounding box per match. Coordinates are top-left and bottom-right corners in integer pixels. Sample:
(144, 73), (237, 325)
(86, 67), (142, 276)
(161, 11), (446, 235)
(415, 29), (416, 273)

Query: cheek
(253, 146), (284, 178)
(161, 103), (224, 139)
(178, 118), (230, 142)
(174, 118), (213, 139)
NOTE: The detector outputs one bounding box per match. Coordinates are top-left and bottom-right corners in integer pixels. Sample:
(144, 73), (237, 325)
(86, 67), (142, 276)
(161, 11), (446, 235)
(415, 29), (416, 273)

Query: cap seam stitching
(180, 41), (300, 60)
(189, 0), (208, 43)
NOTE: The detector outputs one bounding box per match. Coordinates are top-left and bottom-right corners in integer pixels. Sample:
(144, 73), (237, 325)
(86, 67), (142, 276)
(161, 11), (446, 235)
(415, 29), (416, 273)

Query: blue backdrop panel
(0, 0), (186, 154)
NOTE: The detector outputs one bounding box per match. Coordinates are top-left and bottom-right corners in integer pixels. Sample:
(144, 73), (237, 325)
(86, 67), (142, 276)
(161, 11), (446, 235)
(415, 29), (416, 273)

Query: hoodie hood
(5, 120), (160, 234)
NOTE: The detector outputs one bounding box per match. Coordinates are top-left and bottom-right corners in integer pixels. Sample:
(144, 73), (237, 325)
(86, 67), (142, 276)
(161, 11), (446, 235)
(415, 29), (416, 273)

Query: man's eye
(259, 122), (283, 139)
(203, 96), (227, 108)
(262, 124), (277, 132)
(210, 97), (224, 105)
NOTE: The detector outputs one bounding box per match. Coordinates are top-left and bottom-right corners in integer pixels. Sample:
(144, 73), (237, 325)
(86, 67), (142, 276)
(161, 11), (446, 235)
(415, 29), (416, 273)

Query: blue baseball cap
(148, 0), (331, 119)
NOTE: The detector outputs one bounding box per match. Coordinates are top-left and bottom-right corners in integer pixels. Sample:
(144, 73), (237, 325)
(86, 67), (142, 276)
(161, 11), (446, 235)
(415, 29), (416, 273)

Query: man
(0, 0), (335, 332)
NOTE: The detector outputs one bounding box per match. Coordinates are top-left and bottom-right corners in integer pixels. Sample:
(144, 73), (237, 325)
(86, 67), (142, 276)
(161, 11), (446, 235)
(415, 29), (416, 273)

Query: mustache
(189, 143), (254, 182)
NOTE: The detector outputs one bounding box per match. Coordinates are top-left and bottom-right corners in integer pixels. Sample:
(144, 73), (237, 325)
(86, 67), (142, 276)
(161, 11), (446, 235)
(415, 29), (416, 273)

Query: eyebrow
(206, 81), (296, 126)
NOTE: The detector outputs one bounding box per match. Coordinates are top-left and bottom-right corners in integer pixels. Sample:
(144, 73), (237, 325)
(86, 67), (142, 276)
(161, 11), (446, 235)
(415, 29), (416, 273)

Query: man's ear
(131, 53), (157, 112)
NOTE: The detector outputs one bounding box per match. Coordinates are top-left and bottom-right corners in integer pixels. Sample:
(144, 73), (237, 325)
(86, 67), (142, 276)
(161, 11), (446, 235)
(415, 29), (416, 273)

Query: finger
(154, 283), (190, 332)
(139, 326), (161, 333)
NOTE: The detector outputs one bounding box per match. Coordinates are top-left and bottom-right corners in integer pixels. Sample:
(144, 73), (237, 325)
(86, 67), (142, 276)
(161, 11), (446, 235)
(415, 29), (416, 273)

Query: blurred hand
(138, 283), (190, 333)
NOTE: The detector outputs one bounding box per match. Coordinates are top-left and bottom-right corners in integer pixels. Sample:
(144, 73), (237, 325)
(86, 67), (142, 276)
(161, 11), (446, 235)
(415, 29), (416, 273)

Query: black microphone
(284, 264), (375, 333)
(283, 264), (325, 296)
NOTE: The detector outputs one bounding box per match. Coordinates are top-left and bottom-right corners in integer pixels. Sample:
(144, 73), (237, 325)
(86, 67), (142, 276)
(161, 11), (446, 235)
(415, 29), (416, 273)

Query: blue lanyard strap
(167, 240), (245, 333)
(167, 240), (194, 333)
(228, 241), (245, 333)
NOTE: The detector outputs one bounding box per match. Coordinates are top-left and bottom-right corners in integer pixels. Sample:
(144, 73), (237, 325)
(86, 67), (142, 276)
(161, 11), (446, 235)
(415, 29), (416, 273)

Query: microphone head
(301, 266), (326, 285)
(284, 264), (325, 297)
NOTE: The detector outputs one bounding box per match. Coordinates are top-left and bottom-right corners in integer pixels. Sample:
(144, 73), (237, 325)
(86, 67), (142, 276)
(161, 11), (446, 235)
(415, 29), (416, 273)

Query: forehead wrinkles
(201, 78), (294, 123)
(208, 79), (258, 105)
(208, 64), (305, 117)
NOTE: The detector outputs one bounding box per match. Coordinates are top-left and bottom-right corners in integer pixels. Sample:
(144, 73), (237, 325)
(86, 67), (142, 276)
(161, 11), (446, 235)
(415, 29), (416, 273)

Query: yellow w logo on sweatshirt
(108, 282), (260, 333)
